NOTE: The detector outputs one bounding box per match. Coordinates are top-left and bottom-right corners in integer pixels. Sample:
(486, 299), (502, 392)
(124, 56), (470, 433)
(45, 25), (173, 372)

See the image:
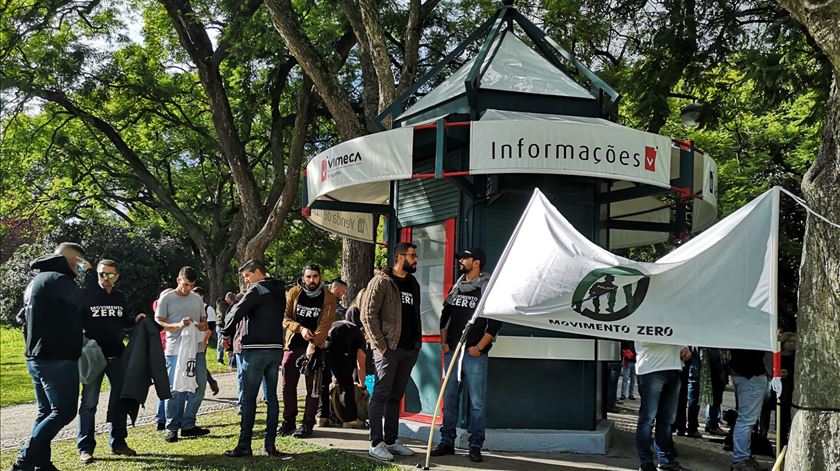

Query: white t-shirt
(204, 305), (216, 323)
(635, 342), (685, 376)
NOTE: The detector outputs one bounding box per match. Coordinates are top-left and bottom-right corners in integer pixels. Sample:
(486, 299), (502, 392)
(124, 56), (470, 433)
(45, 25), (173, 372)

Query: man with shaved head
(11, 242), (92, 471)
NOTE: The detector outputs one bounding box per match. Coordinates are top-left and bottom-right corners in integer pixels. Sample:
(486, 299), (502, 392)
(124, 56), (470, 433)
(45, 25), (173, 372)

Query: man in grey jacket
(360, 242), (421, 461)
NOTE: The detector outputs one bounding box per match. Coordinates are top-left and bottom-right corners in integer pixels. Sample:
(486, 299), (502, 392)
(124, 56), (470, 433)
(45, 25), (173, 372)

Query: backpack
(329, 382), (370, 423)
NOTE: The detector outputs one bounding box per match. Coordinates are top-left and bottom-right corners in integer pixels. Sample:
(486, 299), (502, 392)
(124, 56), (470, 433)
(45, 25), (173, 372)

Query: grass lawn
(0, 326), (30, 408)
(0, 326), (228, 407)
(0, 405), (400, 470)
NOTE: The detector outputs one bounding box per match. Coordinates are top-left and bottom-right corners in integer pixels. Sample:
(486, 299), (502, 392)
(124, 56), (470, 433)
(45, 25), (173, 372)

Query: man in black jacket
(431, 248), (500, 463)
(77, 259), (145, 464)
(221, 260), (287, 458)
(12, 243), (90, 471)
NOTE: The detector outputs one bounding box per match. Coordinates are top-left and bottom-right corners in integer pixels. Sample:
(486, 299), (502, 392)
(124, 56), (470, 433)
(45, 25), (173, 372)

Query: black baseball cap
(456, 248), (486, 266)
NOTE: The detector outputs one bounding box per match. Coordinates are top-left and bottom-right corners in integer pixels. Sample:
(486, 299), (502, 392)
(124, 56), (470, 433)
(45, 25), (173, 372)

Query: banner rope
(778, 187), (840, 229)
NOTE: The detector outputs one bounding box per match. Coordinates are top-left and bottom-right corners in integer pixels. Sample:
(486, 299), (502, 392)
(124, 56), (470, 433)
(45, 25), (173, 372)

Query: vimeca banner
(477, 187), (779, 351)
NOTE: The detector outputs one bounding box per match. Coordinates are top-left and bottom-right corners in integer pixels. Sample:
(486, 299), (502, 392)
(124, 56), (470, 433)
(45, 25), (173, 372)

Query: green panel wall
(404, 341), (443, 415)
(397, 160), (460, 228)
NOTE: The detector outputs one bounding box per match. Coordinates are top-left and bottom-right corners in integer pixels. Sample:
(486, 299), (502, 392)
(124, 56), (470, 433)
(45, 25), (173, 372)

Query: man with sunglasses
(361, 242), (422, 461)
(77, 260), (145, 464)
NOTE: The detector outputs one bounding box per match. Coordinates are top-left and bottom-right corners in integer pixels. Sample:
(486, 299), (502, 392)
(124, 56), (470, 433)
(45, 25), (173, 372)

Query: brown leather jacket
(283, 284), (336, 349)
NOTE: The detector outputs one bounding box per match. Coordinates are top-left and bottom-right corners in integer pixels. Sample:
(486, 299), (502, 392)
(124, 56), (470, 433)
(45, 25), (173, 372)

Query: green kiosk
(302, 3), (718, 453)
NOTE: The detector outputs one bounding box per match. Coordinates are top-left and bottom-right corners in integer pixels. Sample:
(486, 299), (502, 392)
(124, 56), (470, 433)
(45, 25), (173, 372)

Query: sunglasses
(98, 272), (118, 280)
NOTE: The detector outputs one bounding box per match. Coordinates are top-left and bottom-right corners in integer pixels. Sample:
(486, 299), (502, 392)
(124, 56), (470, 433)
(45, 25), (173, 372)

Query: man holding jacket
(281, 264), (336, 439)
(361, 242), (422, 461)
(221, 260), (287, 458)
(77, 259), (145, 464)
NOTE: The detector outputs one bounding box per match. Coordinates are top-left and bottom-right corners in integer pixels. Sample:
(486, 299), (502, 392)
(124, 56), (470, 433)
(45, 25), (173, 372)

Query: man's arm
(313, 297), (337, 348)
(439, 302), (452, 353)
(222, 288), (256, 338)
(356, 348), (367, 384)
(360, 279), (388, 353)
(154, 295), (191, 332)
(282, 289), (303, 334)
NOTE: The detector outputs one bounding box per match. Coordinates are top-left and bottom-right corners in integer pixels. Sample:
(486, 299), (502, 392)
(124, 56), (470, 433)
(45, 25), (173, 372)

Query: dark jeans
(77, 356), (128, 454)
(369, 347), (418, 446)
(607, 361), (622, 408)
(440, 350), (488, 449)
(281, 346), (319, 427)
(16, 359), (80, 469)
(320, 351), (359, 422)
(705, 351), (727, 430)
(636, 370), (681, 467)
(237, 349), (282, 449)
(674, 354), (701, 433)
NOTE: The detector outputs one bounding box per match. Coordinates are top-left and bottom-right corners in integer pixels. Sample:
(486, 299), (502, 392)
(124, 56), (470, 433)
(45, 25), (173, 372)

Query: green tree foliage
(0, 220), (199, 325)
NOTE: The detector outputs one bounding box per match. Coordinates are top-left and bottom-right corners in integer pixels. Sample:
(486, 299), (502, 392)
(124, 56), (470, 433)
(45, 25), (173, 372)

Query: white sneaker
(386, 440), (415, 456)
(369, 442), (394, 461)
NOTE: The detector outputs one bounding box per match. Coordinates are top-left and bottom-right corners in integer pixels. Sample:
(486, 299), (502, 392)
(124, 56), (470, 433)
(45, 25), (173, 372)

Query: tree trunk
(342, 238), (375, 306)
(773, 1), (840, 468)
(784, 76), (840, 471)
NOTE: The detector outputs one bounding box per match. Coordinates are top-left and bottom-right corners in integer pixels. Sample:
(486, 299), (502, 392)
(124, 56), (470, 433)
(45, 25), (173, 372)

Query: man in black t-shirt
(431, 247), (500, 463)
(281, 264), (336, 439)
(77, 259), (145, 464)
(361, 242), (422, 461)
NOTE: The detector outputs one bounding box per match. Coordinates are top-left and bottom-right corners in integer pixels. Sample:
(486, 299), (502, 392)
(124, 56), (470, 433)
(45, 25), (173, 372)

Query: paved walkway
(0, 373), (779, 470)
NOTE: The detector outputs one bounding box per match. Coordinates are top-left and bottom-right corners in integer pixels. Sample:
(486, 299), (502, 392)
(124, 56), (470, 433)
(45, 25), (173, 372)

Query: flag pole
(421, 320), (476, 470)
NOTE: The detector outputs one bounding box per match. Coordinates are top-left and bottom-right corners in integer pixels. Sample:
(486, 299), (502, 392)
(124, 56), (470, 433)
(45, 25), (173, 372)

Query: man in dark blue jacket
(221, 260), (286, 458)
(11, 242), (91, 471)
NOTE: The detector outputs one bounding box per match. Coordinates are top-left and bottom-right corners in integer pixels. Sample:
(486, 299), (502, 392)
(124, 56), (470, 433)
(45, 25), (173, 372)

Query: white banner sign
(307, 209), (376, 243)
(306, 127), (414, 205)
(477, 188), (779, 351)
(469, 120), (672, 188)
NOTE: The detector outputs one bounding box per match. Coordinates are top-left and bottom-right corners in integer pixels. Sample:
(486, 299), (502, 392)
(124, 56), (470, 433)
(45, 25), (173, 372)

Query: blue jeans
(621, 362), (637, 397)
(732, 375), (767, 463)
(216, 327), (225, 363)
(636, 370), (681, 467)
(77, 356), (128, 453)
(440, 351), (488, 449)
(165, 353), (207, 431)
(607, 361), (622, 408)
(237, 349), (282, 449)
(675, 353), (701, 432)
(16, 359), (79, 469)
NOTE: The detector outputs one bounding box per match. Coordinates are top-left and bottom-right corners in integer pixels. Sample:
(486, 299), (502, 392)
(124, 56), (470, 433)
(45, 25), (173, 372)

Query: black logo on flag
(571, 267), (650, 322)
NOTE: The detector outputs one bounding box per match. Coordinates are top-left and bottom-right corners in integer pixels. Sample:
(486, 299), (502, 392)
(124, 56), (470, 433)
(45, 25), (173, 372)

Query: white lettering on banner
(470, 120), (672, 188)
(296, 305), (322, 319)
(476, 188), (780, 351)
(400, 292), (414, 306)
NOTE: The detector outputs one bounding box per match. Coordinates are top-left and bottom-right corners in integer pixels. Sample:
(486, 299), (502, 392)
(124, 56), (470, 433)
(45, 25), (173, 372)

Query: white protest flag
(476, 187), (779, 351)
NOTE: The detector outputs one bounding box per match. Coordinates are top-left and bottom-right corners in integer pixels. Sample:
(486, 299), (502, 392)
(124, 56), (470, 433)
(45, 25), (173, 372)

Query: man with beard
(431, 248), (500, 463)
(221, 260), (286, 458)
(361, 242), (422, 461)
(280, 264), (336, 439)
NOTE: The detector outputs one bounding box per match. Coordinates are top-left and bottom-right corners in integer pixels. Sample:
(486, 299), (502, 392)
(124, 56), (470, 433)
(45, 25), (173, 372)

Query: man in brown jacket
(280, 264), (336, 438)
(361, 242), (422, 461)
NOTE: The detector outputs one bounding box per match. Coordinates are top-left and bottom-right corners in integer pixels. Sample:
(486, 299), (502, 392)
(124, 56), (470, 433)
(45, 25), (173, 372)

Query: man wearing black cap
(431, 248), (501, 463)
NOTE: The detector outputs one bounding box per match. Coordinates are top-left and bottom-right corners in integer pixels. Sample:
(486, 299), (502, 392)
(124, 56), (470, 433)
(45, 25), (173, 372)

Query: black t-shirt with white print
(394, 275), (418, 350)
(290, 290), (324, 349)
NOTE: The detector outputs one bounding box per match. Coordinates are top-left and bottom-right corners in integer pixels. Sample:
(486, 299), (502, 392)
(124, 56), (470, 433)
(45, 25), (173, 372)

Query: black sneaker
(181, 426), (211, 437)
(469, 447), (483, 462)
(223, 447), (252, 458)
(33, 464), (60, 471)
(292, 424), (313, 438)
(262, 446), (291, 458)
(278, 421), (295, 437)
(430, 443), (455, 456)
(658, 462), (686, 471)
(156, 421), (165, 431)
(164, 430), (178, 443)
(639, 464), (657, 471)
